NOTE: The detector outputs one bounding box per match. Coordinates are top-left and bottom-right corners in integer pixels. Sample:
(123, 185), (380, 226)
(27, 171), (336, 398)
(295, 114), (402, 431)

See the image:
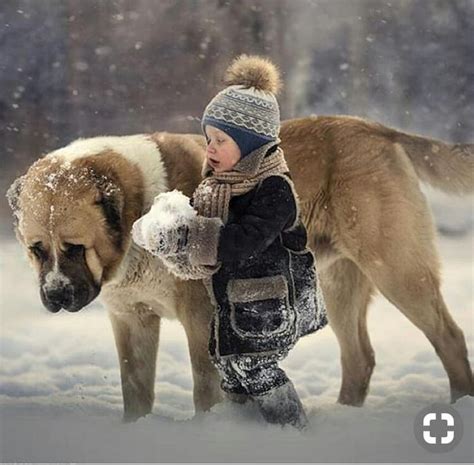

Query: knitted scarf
(193, 144), (289, 223)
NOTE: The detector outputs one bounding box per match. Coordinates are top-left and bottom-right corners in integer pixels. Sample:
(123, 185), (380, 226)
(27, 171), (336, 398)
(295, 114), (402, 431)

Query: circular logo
(414, 403), (463, 453)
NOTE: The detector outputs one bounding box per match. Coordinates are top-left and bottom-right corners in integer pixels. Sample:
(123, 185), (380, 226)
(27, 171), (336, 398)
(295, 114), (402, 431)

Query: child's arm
(218, 176), (296, 262)
(187, 176), (296, 266)
(133, 177), (296, 267)
(131, 191), (224, 264)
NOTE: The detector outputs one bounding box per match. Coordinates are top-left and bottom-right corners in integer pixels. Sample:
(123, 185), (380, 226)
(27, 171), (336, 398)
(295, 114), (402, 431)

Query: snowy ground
(1, 191), (473, 463)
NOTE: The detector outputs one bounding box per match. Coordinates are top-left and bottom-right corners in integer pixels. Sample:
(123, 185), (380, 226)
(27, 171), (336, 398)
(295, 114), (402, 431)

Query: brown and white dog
(8, 115), (474, 421)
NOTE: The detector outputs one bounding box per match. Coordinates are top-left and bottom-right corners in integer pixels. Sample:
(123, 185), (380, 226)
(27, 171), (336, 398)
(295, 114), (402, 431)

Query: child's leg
(213, 356), (251, 403)
(228, 355), (308, 430)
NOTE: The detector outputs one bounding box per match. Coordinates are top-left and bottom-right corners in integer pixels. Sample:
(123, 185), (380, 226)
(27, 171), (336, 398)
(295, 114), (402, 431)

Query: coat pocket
(288, 248), (328, 337)
(227, 275), (295, 339)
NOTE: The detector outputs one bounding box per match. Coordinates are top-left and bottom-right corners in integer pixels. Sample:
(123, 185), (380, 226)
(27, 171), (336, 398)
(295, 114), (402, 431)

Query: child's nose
(207, 144), (216, 154)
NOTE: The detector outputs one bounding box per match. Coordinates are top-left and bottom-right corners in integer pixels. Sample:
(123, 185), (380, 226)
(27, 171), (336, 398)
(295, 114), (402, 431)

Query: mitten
(152, 224), (189, 256)
(132, 188), (196, 253)
(132, 217), (188, 256)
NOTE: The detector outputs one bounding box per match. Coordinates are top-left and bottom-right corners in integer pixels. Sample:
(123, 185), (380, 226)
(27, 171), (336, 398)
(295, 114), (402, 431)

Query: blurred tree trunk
(348, 0), (371, 114)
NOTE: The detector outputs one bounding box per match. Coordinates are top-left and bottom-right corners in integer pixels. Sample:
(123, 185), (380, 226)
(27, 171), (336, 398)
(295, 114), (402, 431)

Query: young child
(132, 55), (327, 430)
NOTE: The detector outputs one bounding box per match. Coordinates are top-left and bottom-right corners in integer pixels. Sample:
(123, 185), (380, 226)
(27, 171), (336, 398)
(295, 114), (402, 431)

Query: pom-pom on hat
(202, 55), (282, 157)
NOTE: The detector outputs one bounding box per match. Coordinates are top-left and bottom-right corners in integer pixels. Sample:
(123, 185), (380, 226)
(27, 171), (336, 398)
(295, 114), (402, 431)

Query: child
(132, 55), (327, 430)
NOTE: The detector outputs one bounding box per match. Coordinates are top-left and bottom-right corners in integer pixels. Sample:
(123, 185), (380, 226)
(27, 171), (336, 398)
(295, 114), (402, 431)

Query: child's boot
(254, 381), (308, 430)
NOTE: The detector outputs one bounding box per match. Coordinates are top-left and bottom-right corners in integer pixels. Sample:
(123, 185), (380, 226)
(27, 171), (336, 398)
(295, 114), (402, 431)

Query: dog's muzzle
(43, 284), (73, 312)
(41, 281), (100, 313)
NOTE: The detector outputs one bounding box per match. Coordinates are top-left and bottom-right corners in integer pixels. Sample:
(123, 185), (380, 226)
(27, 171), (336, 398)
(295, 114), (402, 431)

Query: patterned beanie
(202, 55), (282, 158)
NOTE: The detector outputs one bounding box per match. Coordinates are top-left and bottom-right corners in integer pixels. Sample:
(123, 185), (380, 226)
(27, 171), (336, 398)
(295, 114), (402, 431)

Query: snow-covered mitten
(132, 217), (188, 255)
(254, 381), (308, 430)
(132, 189), (196, 255)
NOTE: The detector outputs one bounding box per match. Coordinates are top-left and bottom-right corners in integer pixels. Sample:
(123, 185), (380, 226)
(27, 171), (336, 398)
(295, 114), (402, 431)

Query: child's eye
(217, 139), (224, 144)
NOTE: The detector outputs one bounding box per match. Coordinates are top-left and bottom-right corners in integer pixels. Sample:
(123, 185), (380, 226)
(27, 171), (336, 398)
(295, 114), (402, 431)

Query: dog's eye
(63, 243), (85, 258)
(29, 242), (47, 261)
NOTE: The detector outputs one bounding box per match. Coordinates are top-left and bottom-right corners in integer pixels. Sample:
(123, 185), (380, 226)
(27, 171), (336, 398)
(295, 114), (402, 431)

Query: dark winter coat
(208, 167), (327, 359)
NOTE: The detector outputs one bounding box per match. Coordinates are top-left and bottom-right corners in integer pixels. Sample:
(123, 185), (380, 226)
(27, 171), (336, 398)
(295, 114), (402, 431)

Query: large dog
(8, 116), (473, 421)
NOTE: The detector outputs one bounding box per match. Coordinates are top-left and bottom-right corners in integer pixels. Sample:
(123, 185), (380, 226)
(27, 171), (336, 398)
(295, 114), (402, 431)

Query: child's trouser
(213, 353), (308, 429)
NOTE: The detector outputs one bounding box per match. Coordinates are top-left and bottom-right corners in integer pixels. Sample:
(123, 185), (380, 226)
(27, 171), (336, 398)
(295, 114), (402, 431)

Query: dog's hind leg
(363, 254), (473, 403)
(107, 301), (161, 422)
(350, 169), (473, 401)
(326, 139), (472, 403)
(319, 258), (376, 406)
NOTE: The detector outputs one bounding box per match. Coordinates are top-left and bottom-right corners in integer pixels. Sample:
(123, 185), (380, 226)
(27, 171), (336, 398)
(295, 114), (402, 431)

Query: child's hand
(132, 218), (188, 256)
(131, 189), (196, 255)
(152, 224), (189, 256)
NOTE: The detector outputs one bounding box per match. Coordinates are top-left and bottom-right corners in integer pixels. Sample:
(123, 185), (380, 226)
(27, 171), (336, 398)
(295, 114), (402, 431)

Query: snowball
(132, 190), (196, 251)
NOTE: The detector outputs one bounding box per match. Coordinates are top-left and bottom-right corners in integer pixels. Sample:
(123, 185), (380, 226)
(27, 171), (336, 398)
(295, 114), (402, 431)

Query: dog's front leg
(181, 313), (223, 414)
(178, 282), (223, 414)
(107, 301), (161, 422)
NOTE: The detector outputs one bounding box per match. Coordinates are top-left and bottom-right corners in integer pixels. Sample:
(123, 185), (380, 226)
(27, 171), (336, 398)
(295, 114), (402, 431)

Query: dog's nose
(45, 285), (73, 310)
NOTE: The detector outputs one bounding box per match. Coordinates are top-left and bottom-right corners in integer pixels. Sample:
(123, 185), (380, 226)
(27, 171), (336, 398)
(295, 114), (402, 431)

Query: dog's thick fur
(8, 116), (473, 421)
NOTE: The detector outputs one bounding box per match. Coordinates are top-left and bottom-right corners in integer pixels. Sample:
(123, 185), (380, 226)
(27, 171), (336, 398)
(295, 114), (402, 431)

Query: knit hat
(202, 55), (282, 157)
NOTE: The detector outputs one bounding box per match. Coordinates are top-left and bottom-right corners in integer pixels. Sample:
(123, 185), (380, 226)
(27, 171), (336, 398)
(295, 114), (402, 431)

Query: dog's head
(7, 152), (144, 313)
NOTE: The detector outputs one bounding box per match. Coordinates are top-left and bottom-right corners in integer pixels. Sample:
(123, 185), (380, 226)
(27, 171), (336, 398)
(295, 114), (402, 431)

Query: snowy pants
(213, 353), (308, 429)
(213, 352), (290, 396)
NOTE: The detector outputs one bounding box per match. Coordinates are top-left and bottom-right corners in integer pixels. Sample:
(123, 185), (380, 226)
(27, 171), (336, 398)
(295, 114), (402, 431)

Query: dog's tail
(392, 129), (474, 195)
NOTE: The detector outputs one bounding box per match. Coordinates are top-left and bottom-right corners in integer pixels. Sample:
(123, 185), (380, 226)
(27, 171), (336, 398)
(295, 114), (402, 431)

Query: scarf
(192, 141), (289, 223)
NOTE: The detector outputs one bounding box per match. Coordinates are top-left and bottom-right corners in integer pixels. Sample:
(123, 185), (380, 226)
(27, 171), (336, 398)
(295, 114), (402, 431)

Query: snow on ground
(0, 197), (473, 462)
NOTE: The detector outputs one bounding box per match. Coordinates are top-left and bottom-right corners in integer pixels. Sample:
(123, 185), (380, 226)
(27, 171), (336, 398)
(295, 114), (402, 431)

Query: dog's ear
(93, 176), (125, 248)
(6, 176), (25, 223)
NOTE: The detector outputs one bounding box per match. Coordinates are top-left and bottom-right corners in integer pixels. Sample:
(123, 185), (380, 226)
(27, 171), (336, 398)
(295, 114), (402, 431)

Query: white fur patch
(43, 251), (71, 293)
(47, 135), (168, 209)
(42, 248), (70, 292)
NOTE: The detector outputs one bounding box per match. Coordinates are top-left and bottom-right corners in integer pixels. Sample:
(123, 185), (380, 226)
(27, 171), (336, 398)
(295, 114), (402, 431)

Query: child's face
(205, 126), (241, 173)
